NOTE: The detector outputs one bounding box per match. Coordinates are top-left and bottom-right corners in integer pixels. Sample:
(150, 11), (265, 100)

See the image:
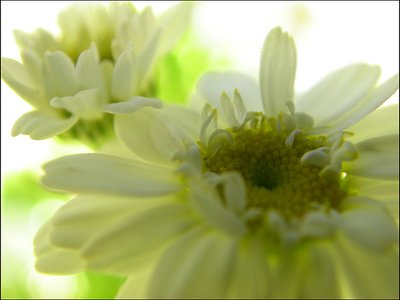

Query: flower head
(1, 2), (191, 147)
(35, 27), (399, 298)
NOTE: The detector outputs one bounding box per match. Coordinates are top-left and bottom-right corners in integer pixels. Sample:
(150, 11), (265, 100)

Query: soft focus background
(1, 1), (399, 298)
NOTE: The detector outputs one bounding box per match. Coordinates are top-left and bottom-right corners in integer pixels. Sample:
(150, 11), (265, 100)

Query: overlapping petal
(75, 44), (107, 95)
(333, 73), (399, 131)
(111, 49), (138, 101)
(337, 196), (399, 251)
(1, 57), (44, 107)
(51, 89), (103, 119)
(344, 134), (399, 179)
(147, 226), (237, 298)
(43, 51), (78, 98)
(296, 64), (380, 127)
(13, 28), (60, 56)
(82, 200), (196, 275)
(194, 71), (262, 112)
(115, 106), (199, 165)
(189, 178), (246, 237)
(226, 234), (269, 298)
(49, 195), (143, 250)
(299, 242), (341, 298)
(347, 175), (399, 220)
(157, 2), (192, 56)
(34, 221), (85, 275)
(333, 233), (399, 299)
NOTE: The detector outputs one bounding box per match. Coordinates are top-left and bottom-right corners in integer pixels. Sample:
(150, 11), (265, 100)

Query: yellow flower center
(202, 127), (347, 219)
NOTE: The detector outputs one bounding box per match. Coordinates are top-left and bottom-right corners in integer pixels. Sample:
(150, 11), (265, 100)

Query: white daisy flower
(36, 27), (399, 298)
(1, 2), (191, 146)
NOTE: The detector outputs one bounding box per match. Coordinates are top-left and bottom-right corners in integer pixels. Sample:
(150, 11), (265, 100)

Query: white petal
(147, 227), (236, 298)
(150, 113), (189, 161)
(162, 105), (201, 139)
(226, 234), (269, 298)
(1, 58), (34, 87)
(111, 12), (148, 60)
(13, 28), (58, 55)
(75, 44), (106, 96)
(189, 179), (246, 237)
(111, 49), (137, 100)
(102, 97), (162, 114)
(199, 104), (218, 146)
(44, 51), (78, 98)
(51, 89), (103, 119)
(41, 153), (183, 197)
(333, 233), (399, 299)
(82, 200), (195, 275)
(296, 64), (380, 127)
(193, 71), (262, 112)
(136, 28), (161, 89)
(260, 27), (297, 116)
(344, 134), (399, 179)
(157, 2), (192, 56)
(34, 221), (84, 275)
(128, 7), (156, 54)
(337, 196), (398, 251)
(347, 104), (399, 143)
(12, 110), (77, 140)
(334, 73), (399, 131)
(114, 108), (171, 165)
(268, 251), (304, 298)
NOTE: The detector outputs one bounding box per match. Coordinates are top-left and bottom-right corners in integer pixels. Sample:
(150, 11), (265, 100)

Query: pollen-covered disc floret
(202, 116), (347, 220)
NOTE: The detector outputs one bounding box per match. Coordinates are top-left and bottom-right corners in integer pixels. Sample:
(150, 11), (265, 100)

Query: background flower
(1, 2), (192, 147)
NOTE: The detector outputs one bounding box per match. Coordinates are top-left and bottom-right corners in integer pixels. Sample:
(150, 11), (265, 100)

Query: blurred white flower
(1, 2), (191, 146)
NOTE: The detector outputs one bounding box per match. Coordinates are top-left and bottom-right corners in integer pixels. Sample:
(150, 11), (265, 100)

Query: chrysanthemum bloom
(36, 27), (399, 298)
(1, 2), (191, 146)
